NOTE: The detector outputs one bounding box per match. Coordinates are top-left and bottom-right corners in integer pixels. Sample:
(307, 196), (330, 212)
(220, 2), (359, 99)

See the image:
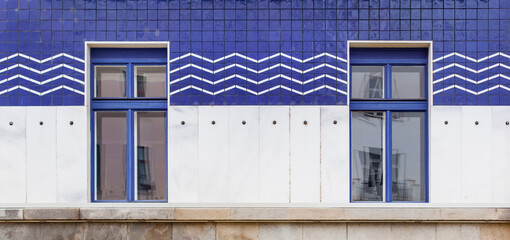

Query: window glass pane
(136, 112), (167, 200)
(95, 66), (127, 98)
(391, 112), (426, 201)
(351, 111), (385, 201)
(351, 66), (384, 99)
(96, 112), (127, 200)
(391, 66), (425, 99)
(135, 66), (166, 98)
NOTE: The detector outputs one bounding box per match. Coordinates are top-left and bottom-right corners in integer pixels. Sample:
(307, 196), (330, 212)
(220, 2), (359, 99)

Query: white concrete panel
(430, 106), (462, 203)
(259, 106), (290, 203)
(320, 106), (350, 203)
(56, 107), (88, 203)
(228, 106), (260, 202)
(26, 107), (57, 203)
(168, 106), (199, 202)
(461, 106), (492, 203)
(491, 106), (510, 203)
(290, 107), (321, 203)
(198, 106), (229, 202)
(0, 108), (26, 203)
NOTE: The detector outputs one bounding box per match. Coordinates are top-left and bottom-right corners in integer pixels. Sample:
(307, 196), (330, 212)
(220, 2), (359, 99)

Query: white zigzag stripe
(0, 85), (84, 96)
(433, 52), (510, 63)
(0, 53), (84, 64)
(0, 64), (85, 75)
(169, 63), (347, 74)
(433, 73), (510, 85)
(0, 74), (84, 85)
(169, 84), (346, 96)
(432, 63), (510, 74)
(169, 52), (347, 64)
(169, 73), (347, 85)
(433, 84), (510, 96)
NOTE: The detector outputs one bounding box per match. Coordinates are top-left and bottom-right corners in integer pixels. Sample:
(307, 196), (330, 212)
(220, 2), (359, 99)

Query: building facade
(0, 0), (509, 239)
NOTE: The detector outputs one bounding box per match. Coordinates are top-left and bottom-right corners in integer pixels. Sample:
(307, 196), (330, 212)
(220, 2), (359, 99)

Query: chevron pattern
(0, 53), (85, 97)
(2, 51), (509, 105)
(168, 52), (348, 97)
(432, 52), (510, 96)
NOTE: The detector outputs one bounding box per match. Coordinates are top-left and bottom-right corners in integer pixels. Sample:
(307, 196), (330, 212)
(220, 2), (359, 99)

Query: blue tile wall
(0, 0), (509, 106)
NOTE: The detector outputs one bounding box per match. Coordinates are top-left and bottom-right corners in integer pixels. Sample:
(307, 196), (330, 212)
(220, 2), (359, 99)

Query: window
(90, 48), (168, 202)
(350, 48), (428, 202)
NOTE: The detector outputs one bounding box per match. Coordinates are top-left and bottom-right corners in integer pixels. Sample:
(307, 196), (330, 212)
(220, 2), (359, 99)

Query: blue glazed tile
(0, 0), (507, 106)
(500, 95), (510, 105)
(488, 92), (501, 106)
(433, 94), (443, 105)
(0, 96), (8, 106)
(465, 94), (477, 105)
(444, 95), (455, 105)
(401, 9), (411, 20)
(29, 0), (41, 9)
(314, 95), (326, 105)
(444, 0), (454, 8)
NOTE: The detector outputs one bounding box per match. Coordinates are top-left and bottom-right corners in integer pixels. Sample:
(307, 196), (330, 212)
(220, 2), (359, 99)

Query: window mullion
(133, 111), (138, 201)
(385, 64), (391, 99)
(126, 109), (135, 202)
(127, 63), (133, 98)
(385, 110), (392, 202)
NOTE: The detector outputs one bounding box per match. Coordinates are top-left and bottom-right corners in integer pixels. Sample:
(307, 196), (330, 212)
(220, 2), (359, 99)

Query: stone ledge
(0, 208), (508, 222)
(0, 209), (23, 220)
(174, 208), (230, 221)
(80, 208), (174, 220)
(24, 208), (79, 220)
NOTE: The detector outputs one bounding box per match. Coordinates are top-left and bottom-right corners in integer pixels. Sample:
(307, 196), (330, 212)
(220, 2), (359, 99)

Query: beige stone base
(0, 222), (509, 240)
(0, 208), (508, 239)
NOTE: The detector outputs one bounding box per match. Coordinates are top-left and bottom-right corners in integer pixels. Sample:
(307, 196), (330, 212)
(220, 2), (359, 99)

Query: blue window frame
(90, 48), (168, 202)
(350, 48), (428, 203)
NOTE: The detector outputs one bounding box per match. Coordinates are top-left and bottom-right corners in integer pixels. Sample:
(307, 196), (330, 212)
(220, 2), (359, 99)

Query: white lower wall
(228, 107), (260, 202)
(430, 106), (463, 203)
(491, 107), (510, 202)
(26, 107), (57, 203)
(430, 106), (510, 204)
(0, 106), (88, 204)
(0, 105), (508, 205)
(168, 106), (199, 203)
(169, 105), (510, 204)
(197, 107), (229, 202)
(461, 107), (492, 203)
(56, 107), (88, 203)
(320, 106), (350, 203)
(259, 106), (290, 203)
(0, 108), (27, 203)
(168, 106), (351, 204)
(290, 107), (321, 203)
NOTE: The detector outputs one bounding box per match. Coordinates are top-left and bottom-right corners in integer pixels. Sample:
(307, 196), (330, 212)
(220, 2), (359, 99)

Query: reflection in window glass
(351, 111), (385, 201)
(135, 66), (166, 98)
(96, 112), (127, 200)
(351, 66), (384, 99)
(136, 112), (167, 200)
(96, 66), (126, 98)
(392, 66), (425, 99)
(392, 112), (426, 201)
